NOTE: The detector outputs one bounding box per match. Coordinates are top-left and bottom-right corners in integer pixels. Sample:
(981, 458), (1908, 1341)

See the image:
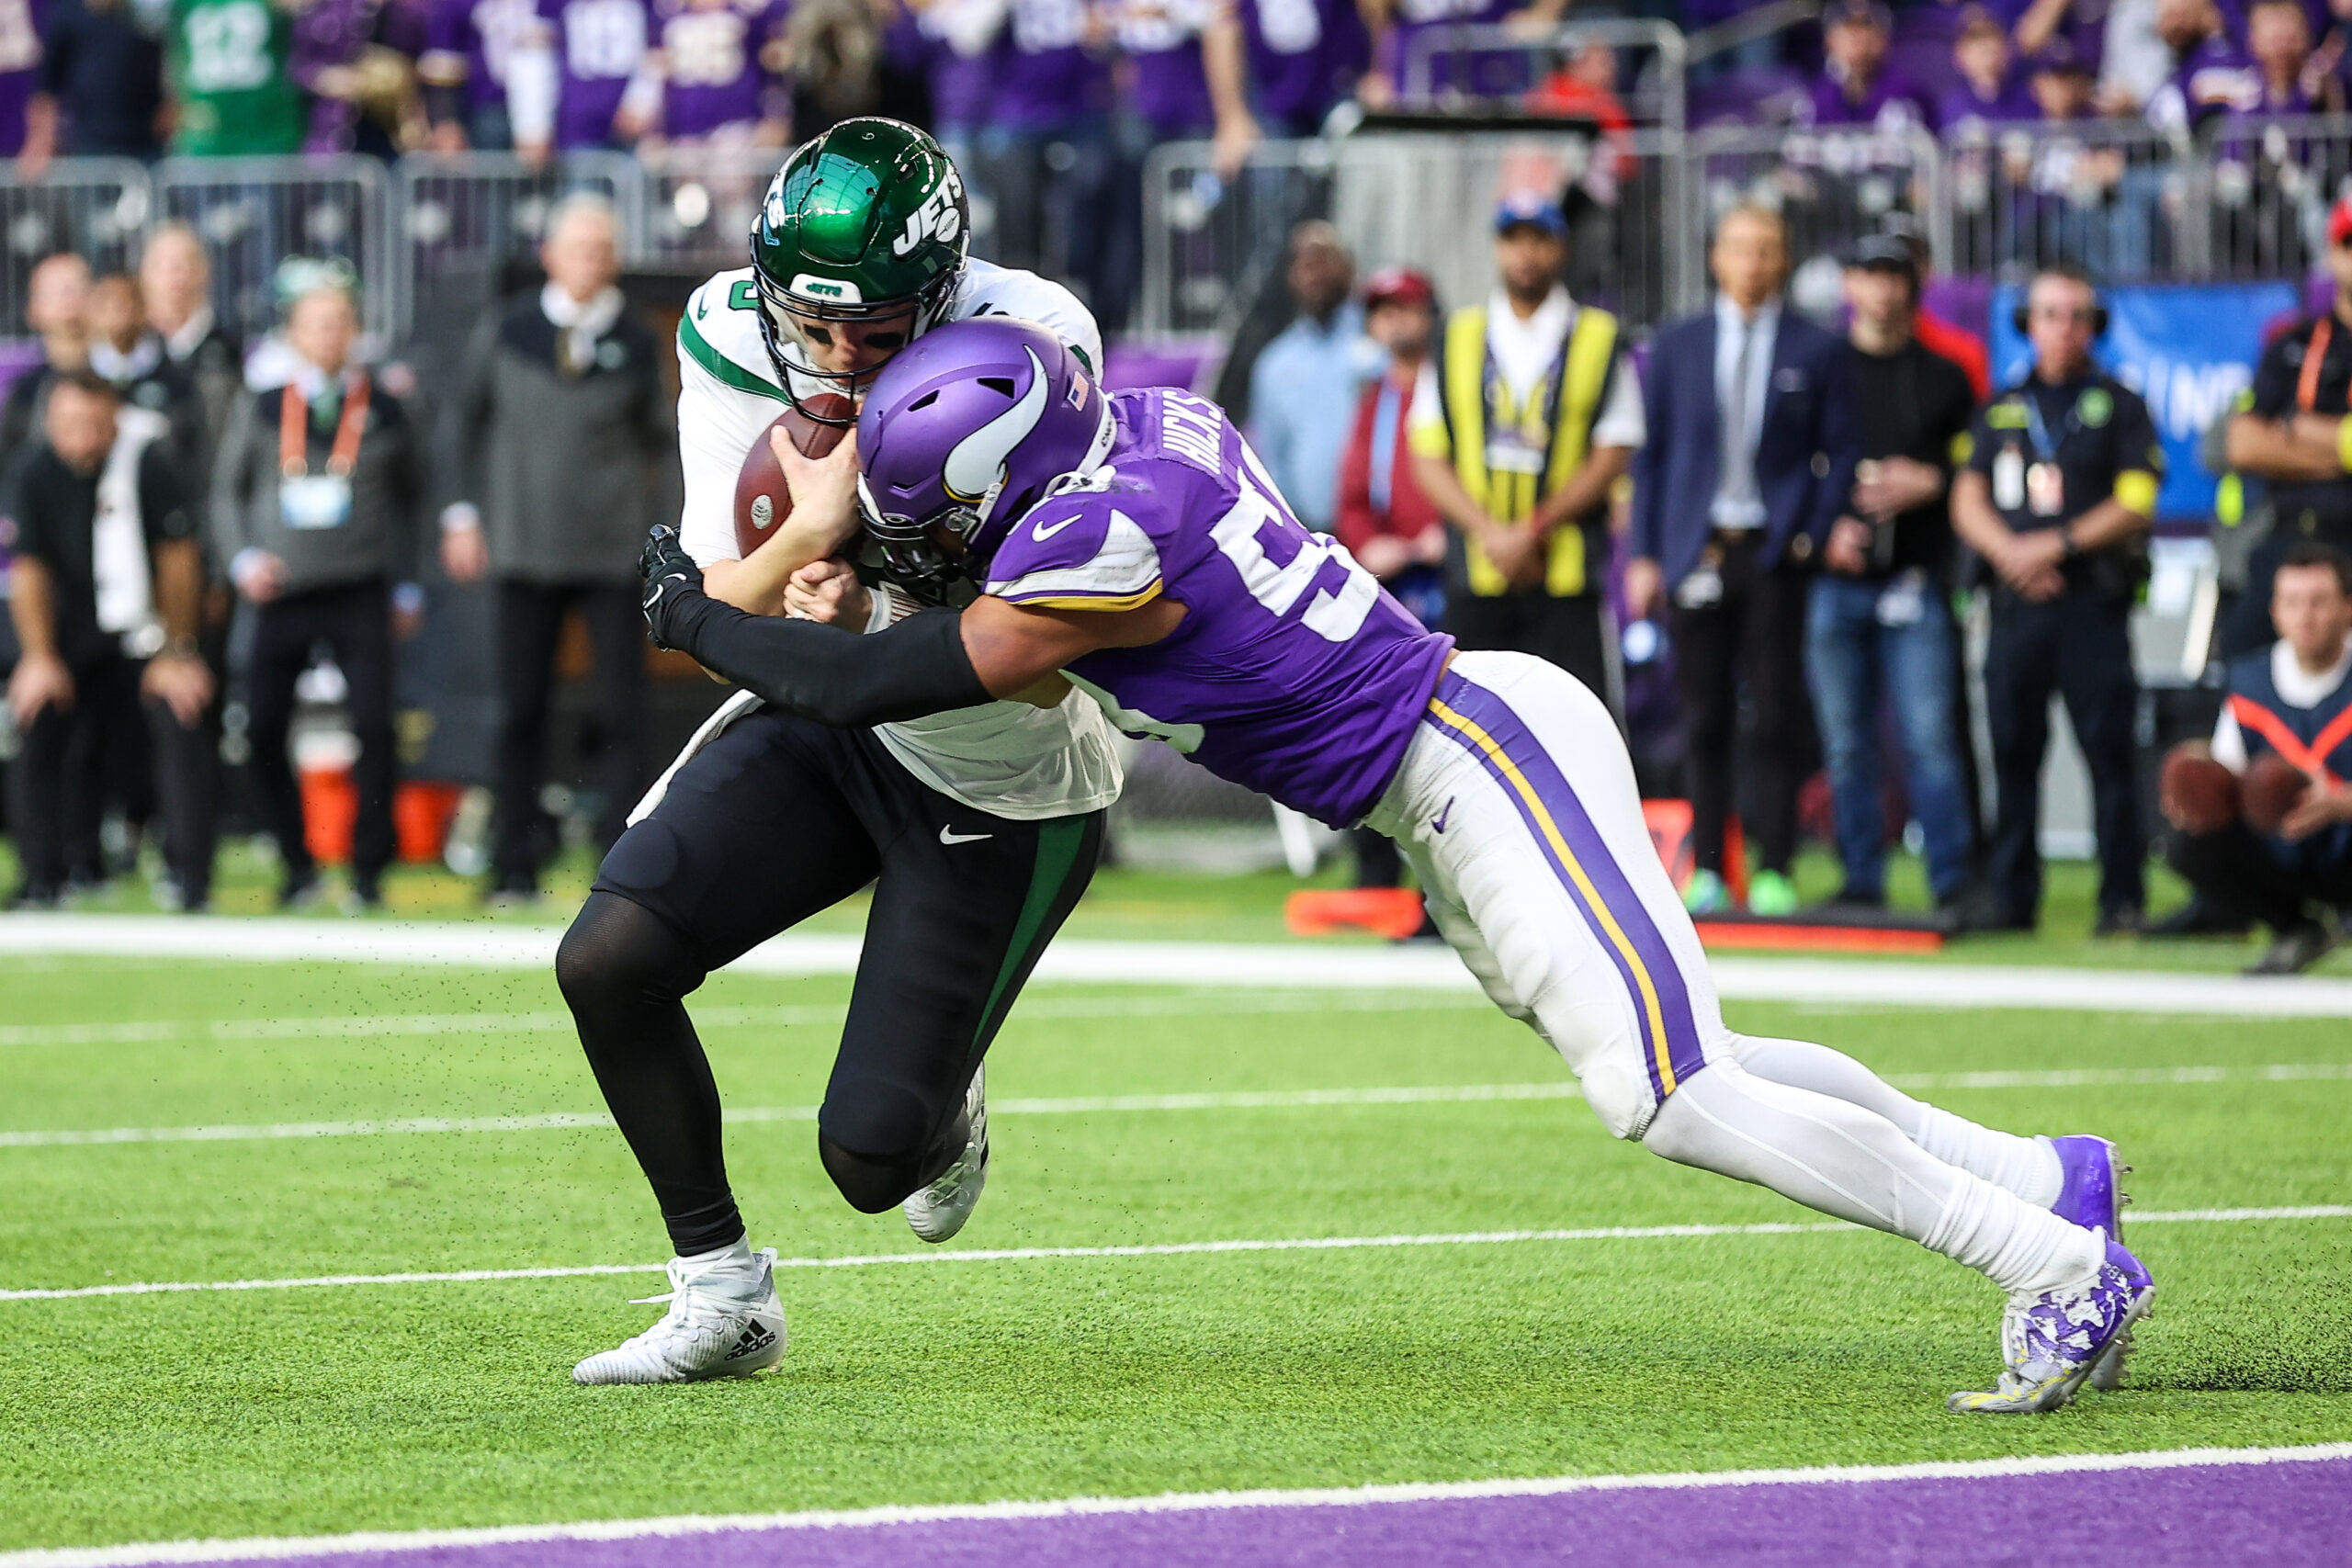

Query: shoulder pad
(986, 491), (1165, 611)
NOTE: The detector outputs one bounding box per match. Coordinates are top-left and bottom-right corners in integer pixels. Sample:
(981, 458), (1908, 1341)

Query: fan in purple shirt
(992, 0), (1109, 131)
(0, 0), (41, 158)
(292, 0), (431, 154)
(2148, 0), (2262, 129)
(1238, 0), (1363, 136)
(1364, 0), (1555, 107)
(1800, 0), (1935, 132)
(910, 0), (1001, 151)
(650, 0), (786, 142)
(1939, 4), (2040, 130)
(421, 0), (537, 148)
(509, 0), (656, 158)
(1111, 0), (1257, 172)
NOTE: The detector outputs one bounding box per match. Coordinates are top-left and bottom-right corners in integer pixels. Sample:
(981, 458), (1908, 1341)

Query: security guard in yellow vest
(1408, 192), (1645, 700)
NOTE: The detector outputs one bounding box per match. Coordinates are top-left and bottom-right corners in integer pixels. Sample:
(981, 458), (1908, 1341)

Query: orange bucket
(1284, 886), (1429, 941)
(394, 781), (464, 864)
(298, 766), (356, 865)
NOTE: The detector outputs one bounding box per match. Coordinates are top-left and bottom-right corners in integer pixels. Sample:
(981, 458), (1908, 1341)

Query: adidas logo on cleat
(725, 1322), (779, 1361)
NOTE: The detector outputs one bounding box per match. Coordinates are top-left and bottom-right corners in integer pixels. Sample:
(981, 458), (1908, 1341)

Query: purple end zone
(185, 1456), (2351, 1568)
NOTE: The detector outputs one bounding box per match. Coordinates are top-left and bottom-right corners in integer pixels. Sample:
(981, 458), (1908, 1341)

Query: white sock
(1642, 1060), (2100, 1296)
(1729, 1036), (2064, 1207)
(1920, 1169), (2103, 1298)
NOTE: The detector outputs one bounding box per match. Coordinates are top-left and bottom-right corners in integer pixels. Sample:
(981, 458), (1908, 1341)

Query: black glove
(639, 525), (706, 651)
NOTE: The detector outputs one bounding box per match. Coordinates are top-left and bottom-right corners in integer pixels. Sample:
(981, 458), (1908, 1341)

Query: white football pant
(1364, 651), (2095, 1296)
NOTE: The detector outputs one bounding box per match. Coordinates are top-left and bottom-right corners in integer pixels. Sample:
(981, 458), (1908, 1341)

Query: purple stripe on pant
(1421, 670), (1709, 1100)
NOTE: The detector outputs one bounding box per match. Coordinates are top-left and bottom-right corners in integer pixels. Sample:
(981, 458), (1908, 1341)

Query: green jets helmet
(750, 117), (970, 420)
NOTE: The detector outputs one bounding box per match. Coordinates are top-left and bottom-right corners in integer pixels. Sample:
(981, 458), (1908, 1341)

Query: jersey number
(1210, 453), (1380, 643)
(184, 1), (274, 92)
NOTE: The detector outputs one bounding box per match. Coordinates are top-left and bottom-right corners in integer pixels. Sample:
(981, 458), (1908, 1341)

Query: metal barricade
(1137, 139), (1333, 339)
(637, 145), (790, 274)
(1940, 118), (2204, 283)
(391, 152), (641, 341)
(1398, 17), (1686, 130)
(0, 159), (151, 339)
(154, 156), (396, 344)
(1692, 123), (1944, 295)
(1330, 125), (1690, 333)
(2199, 113), (2352, 282)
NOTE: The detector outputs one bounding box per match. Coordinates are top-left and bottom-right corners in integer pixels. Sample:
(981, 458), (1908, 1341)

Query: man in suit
(1627, 205), (1863, 917)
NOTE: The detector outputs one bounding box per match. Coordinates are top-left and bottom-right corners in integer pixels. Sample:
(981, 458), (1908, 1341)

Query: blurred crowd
(0, 197), (675, 913)
(1248, 186), (2352, 970)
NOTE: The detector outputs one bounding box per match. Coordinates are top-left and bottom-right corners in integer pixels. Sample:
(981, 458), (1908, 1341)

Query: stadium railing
(634, 144), (792, 273)
(392, 151), (643, 343)
(1136, 137), (1334, 341)
(1331, 124), (1692, 331)
(1941, 118), (2203, 284)
(0, 157), (148, 338)
(1396, 16), (1687, 130)
(1695, 121), (1946, 299)
(153, 156), (398, 344)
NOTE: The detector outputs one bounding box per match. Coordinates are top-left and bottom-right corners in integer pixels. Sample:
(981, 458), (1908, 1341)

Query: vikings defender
(640, 319), (2154, 1415)
(560, 124), (1120, 1385)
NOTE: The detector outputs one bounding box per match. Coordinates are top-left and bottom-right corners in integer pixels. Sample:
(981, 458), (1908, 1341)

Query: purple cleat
(2049, 1134), (2135, 1389)
(1948, 1234), (2154, 1415)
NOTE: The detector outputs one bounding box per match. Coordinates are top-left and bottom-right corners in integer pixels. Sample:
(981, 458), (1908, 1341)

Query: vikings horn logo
(941, 347), (1049, 504)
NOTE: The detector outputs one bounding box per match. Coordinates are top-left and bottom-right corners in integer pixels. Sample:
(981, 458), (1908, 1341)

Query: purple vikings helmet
(857, 318), (1114, 591)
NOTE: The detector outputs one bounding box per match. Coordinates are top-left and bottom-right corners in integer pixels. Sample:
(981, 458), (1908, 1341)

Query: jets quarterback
(556, 118), (1121, 1385)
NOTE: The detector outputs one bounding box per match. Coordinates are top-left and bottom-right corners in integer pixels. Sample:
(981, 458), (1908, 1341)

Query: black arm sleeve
(667, 592), (994, 728)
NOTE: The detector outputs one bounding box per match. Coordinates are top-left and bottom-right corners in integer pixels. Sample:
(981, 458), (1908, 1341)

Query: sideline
(6, 1064), (2349, 1148)
(4, 1206), (2343, 1303)
(6, 915), (2352, 1018)
(4, 1443), (2346, 1567)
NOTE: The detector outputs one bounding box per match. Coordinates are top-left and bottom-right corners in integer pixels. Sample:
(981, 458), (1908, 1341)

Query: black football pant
(1668, 536), (1811, 877)
(244, 580), (397, 890)
(491, 580), (647, 888)
(10, 654), (215, 901)
(558, 706), (1105, 1255)
(1983, 589), (2144, 924)
(2166, 821), (2352, 934)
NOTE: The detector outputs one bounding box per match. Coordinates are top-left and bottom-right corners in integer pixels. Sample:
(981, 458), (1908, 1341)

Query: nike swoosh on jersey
(1033, 514), (1077, 541)
(939, 827), (994, 844)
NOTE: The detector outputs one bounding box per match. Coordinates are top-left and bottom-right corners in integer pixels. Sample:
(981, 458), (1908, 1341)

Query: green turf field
(2, 942), (2348, 1554)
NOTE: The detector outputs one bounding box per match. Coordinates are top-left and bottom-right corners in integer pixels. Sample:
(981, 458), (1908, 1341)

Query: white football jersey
(671, 257), (1119, 820)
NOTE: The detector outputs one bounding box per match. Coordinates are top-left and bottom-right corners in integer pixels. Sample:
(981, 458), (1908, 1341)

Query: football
(732, 393), (854, 559)
(2240, 750), (2312, 837)
(2158, 746), (2239, 835)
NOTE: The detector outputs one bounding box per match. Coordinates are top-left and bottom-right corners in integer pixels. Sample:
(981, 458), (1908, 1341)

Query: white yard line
(5, 1442), (2347, 1568)
(0, 989), (1491, 1050)
(6, 915), (2352, 1017)
(6, 1064), (2346, 1150)
(3, 1206), (2341, 1303)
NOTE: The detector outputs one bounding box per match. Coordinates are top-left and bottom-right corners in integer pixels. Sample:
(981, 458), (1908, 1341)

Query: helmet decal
(942, 346), (1050, 504)
(787, 273), (863, 304)
(892, 167), (966, 259)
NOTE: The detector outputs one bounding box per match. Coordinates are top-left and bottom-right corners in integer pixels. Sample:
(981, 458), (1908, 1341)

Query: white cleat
(572, 1246), (786, 1385)
(903, 1066), (989, 1244)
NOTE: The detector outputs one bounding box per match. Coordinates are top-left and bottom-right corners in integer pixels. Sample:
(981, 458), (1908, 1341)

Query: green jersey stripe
(679, 309), (787, 403)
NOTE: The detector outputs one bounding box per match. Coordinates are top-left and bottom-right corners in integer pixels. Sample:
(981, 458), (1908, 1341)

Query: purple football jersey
(1116, 0), (1214, 138)
(654, 0), (783, 135)
(425, 0), (535, 110)
(537, 0), (651, 146)
(1242, 0), (1362, 130)
(983, 389), (1453, 828)
(1939, 75), (2038, 132)
(1799, 65), (1935, 133)
(0, 0), (40, 157)
(1382, 0), (1512, 99)
(994, 0), (1106, 128)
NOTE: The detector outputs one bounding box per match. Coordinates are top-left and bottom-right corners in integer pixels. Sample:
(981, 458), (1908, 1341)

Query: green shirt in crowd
(168, 0), (304, 155)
